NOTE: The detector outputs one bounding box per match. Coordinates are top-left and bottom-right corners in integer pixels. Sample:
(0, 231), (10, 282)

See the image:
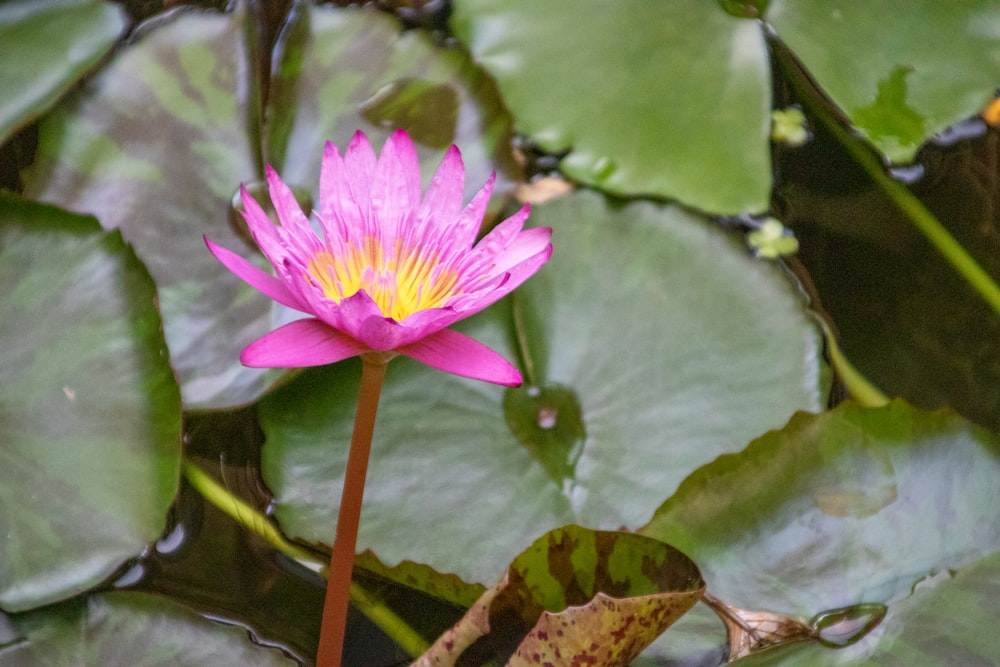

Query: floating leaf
(503, 383), (586, 487)
(0, 195), (181, 611)
(0, 0), (126, 143)
(640, 401), (1000, 617)
(20, 4), (271, 409)
(450, 0), (772, 214)
(767, 0), (1000, 163)
(355, 551), (486, 610)
(0, 591), (294, 665)
(415, 526), (704, 665)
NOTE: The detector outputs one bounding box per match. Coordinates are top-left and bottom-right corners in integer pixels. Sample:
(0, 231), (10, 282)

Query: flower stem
(316, 354), (390, 667)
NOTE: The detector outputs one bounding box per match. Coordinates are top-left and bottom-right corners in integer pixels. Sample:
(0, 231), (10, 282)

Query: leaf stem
(818, 320), (890, 407)
(317, 354), (390, 667)
(350, 581), (430, 658)
(183, 457), (429, 660)
(774, 40), (1000, 320)
(181, 459), (317, 563)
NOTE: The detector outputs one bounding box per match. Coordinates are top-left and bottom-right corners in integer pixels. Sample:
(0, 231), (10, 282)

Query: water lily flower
(206, 129), (551, 386)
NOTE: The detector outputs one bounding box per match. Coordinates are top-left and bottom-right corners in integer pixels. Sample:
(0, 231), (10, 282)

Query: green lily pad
(728, 549), (1000, 665)
(767, 0), (1000, 163)
(21, 4), (270, 409)
(260, 190), (826, 586)
(0, 195), (181, 612)
(450, 0), (773, 214)
(0, 0), (126, 144)
(0, 591), (294, 665)
(639, 400), (1000, 618)
(23, 4), (519, 409)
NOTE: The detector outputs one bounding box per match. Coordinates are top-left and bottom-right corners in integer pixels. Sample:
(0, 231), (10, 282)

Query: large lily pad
(639, 400), (1000, 618)
(767, 0), (1000, 163)
(22, 3), (519, 409)
(0, 0), (126, 144)
(260, 189), (826, 586)
(450, 0), (773, 215)
(0, 195), (181, 612)
(20, 4), (269, 409)
(0, 591), (294, 665)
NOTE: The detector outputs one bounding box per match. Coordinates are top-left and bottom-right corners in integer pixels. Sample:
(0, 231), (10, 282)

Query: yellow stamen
(305, 238), (460, 321)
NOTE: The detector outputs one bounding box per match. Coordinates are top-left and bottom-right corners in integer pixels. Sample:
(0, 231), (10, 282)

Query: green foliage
(3, 0), (1000, 663)
(0, 0), (126, 143)
(0, 194), (181, 611)
(0, 591), (294, 665)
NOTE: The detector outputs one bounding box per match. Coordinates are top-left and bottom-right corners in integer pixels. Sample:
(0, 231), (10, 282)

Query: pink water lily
(206, 129), (551, 386)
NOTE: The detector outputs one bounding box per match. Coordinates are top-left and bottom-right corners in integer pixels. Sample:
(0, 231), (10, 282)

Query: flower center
(306, 237), (460, 321)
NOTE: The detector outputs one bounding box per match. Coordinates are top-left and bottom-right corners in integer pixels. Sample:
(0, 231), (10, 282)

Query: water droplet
(537, 406), (558, 429)
(812, 603), (887, 647)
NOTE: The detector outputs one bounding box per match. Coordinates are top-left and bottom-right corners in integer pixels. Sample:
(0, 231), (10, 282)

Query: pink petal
(449, 243), (553, 313)
(491, 224), (552, 275)
(370, 129), (421, 241)
(204, 237), (307, 312)
(397, 306), (463, 337)
(319, 140), (364, 238)
(265, 165), (313, 237)
(449, 172), (496, 247)
(414, 145), (464, 235)
(239, 185), (287, 266)
(454, 206), (533, 276)
(344, 131), (377, 213)
(240, 319), (369, 367)
(334, 291), (407, 350)
(397, 329), (523, 386)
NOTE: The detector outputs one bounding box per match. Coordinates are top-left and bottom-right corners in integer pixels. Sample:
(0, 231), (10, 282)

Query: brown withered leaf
(514, 175), (574, 205)
(702, 591), (816, 661)
(415, 525), (704, 666)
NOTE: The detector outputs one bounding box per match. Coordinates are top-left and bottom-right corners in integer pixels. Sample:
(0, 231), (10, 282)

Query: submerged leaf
(416, 526), (704, 666)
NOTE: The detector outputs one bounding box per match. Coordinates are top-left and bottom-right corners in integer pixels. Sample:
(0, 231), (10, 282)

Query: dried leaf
(416, 526), (704, 665)
(702, 592), (815, 661)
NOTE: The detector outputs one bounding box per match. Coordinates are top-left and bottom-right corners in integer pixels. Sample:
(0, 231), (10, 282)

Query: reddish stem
(316, 354), (390, 667)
